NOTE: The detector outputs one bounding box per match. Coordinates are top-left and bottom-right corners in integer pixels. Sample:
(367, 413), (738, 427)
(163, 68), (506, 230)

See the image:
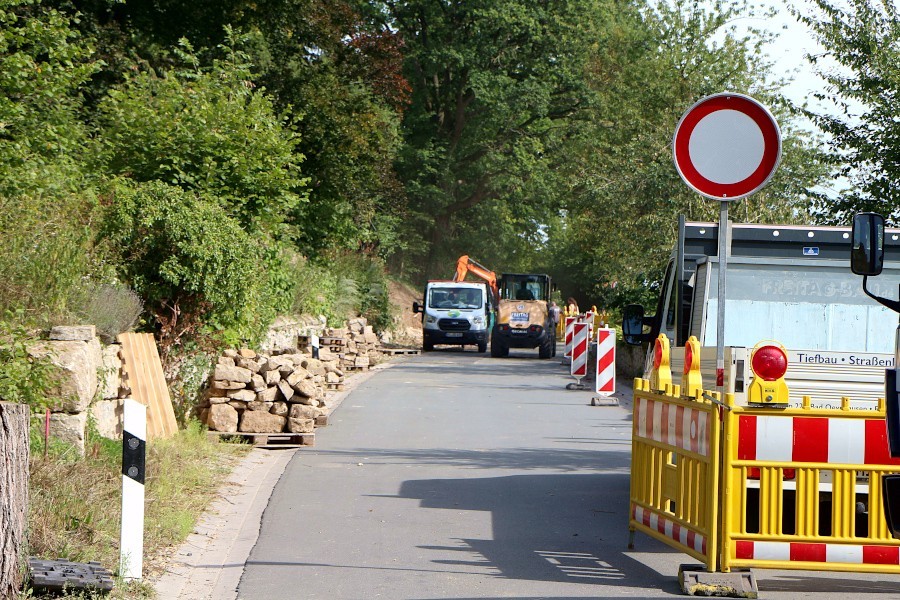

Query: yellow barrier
(720, 396), (900, 574)
(629, 378), (722, 571)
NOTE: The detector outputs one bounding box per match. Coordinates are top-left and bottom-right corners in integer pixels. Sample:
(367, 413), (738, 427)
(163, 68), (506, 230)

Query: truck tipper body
(626, 217), (900, 409)
(414, 281), (492, 352)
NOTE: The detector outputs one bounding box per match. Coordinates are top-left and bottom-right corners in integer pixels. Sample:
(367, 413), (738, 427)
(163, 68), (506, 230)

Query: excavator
(454, 256), (556, 359)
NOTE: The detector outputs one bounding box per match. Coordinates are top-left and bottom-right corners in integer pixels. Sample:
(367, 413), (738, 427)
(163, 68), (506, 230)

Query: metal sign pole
(716, 200), (728, 393)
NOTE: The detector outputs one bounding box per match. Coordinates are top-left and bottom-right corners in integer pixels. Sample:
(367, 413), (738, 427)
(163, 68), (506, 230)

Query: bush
(71, 282), (144, 344)
(0, 313), (54, 410)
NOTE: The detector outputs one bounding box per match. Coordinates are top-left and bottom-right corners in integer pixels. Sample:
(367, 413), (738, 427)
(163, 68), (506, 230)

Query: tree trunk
(0, 402), (29, 600)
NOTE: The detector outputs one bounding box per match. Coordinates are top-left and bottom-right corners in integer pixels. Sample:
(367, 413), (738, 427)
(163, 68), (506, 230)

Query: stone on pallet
(237, 357), (261, 373)
(287, 417), (315, 434)
(214, 364), (253, 384)
(227, 388), (256, 402)
(325, 372), (341, 384)
(211, 380), (247, 391)
(251, 373), (267, 392)
(270, 401), (289, 417)
(277, 379), (295, 401)
(263, 369), (281, 385)
(208, 404), (239, 433)
(293, 379), (318, 399)
(263, 356), (293, 373)
(49, 325), (97, 341)
(286, 368), (310, 387)
(289, 404), (321, 420)
(240, 411), (286, 433)
(256, 386), (279, 403)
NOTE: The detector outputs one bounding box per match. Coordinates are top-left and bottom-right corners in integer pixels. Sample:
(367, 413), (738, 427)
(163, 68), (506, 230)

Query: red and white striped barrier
(735, 540), (900, 566)
(633, 505), (707, 555)
(634, 396), (711, 457)
(737, 415), (900, 466)
(595, 327), (615, 396)
(570, 322), (589, 379)
(564, 316), (576, 358)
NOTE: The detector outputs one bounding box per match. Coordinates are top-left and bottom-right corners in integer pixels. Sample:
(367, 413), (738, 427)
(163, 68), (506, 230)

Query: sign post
(673, 92), (781, 394)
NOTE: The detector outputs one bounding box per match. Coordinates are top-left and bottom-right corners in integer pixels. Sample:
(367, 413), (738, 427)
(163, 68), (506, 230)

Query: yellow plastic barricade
(721, 396), (900, 574)
(629, 376), (722, 571)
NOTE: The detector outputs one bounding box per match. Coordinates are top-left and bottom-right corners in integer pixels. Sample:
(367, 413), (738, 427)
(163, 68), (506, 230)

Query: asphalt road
(237, 348), (900, 599)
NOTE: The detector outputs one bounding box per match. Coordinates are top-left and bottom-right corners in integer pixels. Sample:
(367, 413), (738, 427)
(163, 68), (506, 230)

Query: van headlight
(425, 315), (437, 324)
(473, 316), (485, 326)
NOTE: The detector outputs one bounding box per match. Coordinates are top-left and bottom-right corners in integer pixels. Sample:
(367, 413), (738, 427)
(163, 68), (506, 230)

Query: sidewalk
(151, 363), (394, 600)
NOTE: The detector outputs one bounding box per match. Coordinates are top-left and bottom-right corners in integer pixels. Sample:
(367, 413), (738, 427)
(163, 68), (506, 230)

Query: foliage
(379, 0), (603, 278)
(99, 180), (271, 349)
(0, 0), (107, 322)
(0, 313), (54, 410)
(798, 0), (900, 223)
(71, 282), (143, 344)
(95, 31), (308, 235)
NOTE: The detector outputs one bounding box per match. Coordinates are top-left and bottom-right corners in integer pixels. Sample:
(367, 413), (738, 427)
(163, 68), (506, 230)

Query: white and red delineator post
(564, 316), (576, 358)
(595, 327), (616, 396)
(570, 322), (589, 381)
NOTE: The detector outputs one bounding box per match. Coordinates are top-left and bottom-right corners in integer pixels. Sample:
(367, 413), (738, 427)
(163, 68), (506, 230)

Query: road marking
(536, 550), (625, 580)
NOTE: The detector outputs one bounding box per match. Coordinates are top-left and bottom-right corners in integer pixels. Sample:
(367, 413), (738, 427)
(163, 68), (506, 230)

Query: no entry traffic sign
(673, 93), (781, 200)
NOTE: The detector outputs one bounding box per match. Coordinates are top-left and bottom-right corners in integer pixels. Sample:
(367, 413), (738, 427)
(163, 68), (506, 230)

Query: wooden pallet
(206, 430), (315, 447)
(381, 347), (421, 356)
(315, 414), (328, 427)
(326, 383), (345, 392)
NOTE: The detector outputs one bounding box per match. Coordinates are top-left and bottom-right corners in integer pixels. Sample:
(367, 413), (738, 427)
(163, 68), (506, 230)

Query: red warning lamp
(654, 339), (663, 370)
(683, 341), (693, 375)
(748, 342), (789, 405)
(750, 345), (788, 381)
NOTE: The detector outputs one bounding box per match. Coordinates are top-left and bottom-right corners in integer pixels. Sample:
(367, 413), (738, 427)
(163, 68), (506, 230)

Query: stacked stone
(329, 317), (381, 372)
(202, 348), (345, 435)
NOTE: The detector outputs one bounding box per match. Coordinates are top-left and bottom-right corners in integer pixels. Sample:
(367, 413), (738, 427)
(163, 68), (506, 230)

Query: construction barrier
(595, 328), (615, 396)
(630, 378), (721, 570)
(570, 322), (589, 380)
(722, 397), (900, 574)
(629, 336), (900, 579)
(564, 317), (575, 358)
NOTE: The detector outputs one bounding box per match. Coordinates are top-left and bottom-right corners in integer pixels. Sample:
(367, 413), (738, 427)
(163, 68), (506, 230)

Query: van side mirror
(412, 301), (422, 314)
(622, 304), (647, 345)
(851, 212), (885, 276)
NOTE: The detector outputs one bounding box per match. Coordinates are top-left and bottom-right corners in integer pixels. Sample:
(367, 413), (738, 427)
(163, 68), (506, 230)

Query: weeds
(26, 420), (249, 599)
(71, 283), (143, 344)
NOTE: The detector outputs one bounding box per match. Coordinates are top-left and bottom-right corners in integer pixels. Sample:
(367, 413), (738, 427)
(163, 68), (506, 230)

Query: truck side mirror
(622, 304), (646, 346)
(883, 475), (900, 539)
(851, 212), (885, 276)
(412, 301), (422, 314)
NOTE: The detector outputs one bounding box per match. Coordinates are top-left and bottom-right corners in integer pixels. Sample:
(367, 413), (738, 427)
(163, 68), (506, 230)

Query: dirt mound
(387, 280), (422, 347)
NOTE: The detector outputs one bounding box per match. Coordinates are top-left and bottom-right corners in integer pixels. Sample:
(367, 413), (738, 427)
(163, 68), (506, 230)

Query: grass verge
(25, 419), (251, 599)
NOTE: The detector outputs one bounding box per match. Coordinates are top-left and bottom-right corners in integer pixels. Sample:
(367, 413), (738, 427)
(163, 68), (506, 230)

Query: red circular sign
(673, 93), (781, 200)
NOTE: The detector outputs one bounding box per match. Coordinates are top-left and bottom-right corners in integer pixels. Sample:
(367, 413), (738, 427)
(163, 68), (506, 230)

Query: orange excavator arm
(453, 255), (499, 304)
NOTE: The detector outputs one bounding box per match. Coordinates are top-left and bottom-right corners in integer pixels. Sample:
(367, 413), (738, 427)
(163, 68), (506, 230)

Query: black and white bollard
(311, 333), (320, 359)
(120, 398), (146, 581)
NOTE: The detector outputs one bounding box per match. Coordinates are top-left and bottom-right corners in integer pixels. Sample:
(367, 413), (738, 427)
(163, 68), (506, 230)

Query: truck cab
(624, 216), (900, 408)
(413, 281), (492, 352)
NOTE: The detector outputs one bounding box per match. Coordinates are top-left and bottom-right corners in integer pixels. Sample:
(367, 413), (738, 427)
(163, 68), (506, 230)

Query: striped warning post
(570, 322), (589, 379)
(595, 327), (615, 396)
(120, 399), (146, 581)
(564, 316), (576, 358)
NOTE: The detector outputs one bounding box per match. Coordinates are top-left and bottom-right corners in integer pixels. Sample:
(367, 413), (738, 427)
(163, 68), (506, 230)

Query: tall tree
(798, 0), (900, 223)
(549, 0), (829, 306)
(378, 0), (604, 278)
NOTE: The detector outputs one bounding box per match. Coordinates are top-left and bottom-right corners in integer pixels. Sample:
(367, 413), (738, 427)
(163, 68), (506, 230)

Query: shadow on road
(391, 471), (683, 596)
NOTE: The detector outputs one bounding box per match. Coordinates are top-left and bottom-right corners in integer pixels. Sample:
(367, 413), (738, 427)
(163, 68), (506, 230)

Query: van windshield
(428, 287), (483, 309)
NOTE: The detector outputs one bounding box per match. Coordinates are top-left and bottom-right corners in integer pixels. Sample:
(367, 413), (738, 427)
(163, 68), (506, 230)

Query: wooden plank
(117, 333), (178, 440)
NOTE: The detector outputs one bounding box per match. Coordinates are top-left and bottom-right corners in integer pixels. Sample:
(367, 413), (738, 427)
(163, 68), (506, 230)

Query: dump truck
(623, 216), (900, 408)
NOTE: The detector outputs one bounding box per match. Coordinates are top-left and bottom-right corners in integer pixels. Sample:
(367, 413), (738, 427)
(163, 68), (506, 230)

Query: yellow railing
(629, 378), (721, 570)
